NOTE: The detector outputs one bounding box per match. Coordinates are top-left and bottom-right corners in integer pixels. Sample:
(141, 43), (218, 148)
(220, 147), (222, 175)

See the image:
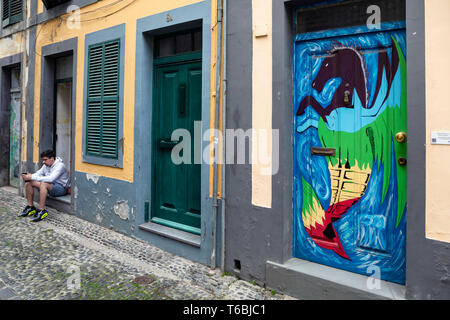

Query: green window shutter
(2, 0), (23, 26)
(2, 0), (9, 22)
(86, 39), (120, 159)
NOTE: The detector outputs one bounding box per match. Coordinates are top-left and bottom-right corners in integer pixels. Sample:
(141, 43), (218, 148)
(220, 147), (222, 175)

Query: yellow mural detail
(302, 195), (325, 230)
(329, 160), (371, 205)
(303, 160), (371, 230)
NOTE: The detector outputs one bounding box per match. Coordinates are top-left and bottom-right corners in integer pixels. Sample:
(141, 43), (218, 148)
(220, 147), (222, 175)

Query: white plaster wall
(251, 0), (272, 208)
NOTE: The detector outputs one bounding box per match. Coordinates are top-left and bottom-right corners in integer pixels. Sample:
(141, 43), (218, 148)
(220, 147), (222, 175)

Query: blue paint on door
(293, 24), (407, 285)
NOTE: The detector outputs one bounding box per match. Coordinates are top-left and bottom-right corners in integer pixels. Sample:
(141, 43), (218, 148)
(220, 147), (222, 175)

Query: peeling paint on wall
(73, 186), (78, 199)
(0, 33), (25, 59)
(86, 173), (100, 184)
(96, 213), (103, 223)
(114, 200), (130, 220)
(131, 206), (136, 221)
(96, 199), (105, 211)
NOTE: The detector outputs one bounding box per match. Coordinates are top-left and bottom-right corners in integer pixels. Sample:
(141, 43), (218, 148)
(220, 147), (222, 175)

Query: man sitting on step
(18, 149), (70, 222)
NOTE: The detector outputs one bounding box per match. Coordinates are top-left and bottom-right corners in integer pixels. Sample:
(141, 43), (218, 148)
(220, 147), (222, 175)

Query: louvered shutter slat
(86, 39), (120, 159)
(2, 0), (22, 25)
(10, 0), (21, 16)
(87, 43), (103, 156)
(2, 0), (9, 21)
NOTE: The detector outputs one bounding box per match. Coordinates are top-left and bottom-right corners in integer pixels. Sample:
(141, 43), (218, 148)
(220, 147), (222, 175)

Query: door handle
(159, 139), (180, 149)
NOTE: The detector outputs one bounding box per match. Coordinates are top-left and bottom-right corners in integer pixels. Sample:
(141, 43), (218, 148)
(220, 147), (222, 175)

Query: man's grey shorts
(49, 183), (68, 197)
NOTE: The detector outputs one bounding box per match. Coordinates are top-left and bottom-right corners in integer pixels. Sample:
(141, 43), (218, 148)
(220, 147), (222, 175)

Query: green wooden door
(152, 59), (202, 235)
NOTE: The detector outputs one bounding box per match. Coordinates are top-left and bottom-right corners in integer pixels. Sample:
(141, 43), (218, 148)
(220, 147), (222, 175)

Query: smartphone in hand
(21, 173), (31, 182)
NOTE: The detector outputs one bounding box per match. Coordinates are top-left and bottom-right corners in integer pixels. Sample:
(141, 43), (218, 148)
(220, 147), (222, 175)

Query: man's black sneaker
(18, 206), (37, 218)
(31, 209), (48, 222)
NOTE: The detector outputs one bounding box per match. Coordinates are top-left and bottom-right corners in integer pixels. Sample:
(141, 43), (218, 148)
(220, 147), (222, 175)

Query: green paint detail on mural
(301, 177), (319, 219)
(393, 37), (407, 228)
(318, 37), (407, 228)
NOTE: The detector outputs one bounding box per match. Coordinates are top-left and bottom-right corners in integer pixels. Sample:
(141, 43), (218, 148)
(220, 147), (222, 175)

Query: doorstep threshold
(48, 194), (71, 204)
(139, 222), (201, 248)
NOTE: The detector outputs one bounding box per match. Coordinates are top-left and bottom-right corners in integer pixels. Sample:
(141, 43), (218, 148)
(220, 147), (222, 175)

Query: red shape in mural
(306, 198), (361, 260)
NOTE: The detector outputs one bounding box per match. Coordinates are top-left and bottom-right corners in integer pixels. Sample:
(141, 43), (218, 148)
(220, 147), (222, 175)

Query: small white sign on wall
(431, 132), (450, 145)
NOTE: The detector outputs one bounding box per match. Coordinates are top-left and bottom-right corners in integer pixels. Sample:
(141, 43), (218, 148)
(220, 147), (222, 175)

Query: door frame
(0, 54), (22, 188)
(151, 52), (202, 234)
(134, 1), (218, 267)
(8, 67), (22, 188)
(39, 38), (78, 212)
(292, 21), (407, 283)
(53, 77), (73, 169)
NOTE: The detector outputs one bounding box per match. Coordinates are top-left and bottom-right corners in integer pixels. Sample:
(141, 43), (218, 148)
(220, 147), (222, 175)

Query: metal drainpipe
(211, 0), (224, 270)
(220, 0), (227, 273)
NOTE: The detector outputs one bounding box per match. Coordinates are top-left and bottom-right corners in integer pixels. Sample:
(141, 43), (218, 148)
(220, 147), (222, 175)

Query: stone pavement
(0, 187), (294, 300)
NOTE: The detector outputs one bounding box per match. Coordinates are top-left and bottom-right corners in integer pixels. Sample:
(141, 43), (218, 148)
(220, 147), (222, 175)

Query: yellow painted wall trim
(0, 32), (25, 59)
(425, 0), (450, 243)
(37, 0), (43, 14)
(26, 0), (31, 20)
(0, 30), (26, 158)
(209, 0), (224, 198)
(209, 0), (218, 197)
(251, 0), (272, 208)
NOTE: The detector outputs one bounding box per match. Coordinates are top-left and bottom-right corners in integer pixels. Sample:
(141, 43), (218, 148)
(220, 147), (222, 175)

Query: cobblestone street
(0, 187), (293, 300)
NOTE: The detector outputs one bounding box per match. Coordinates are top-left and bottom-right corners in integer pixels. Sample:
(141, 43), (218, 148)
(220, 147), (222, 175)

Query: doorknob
(398, 157), (407, 166)
(395, 132), (407, 144)
(159, 139), (180, 149)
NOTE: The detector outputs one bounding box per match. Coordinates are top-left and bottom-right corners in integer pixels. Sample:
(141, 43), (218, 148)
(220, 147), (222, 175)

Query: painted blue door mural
(293, 25), (407, 285)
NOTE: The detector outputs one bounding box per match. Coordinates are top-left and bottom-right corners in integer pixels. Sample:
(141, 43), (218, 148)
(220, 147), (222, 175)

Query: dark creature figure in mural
(296, 42), (400, 122)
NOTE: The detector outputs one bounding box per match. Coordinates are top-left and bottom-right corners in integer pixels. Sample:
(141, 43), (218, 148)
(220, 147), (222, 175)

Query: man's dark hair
(40, 149), (55, 159)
